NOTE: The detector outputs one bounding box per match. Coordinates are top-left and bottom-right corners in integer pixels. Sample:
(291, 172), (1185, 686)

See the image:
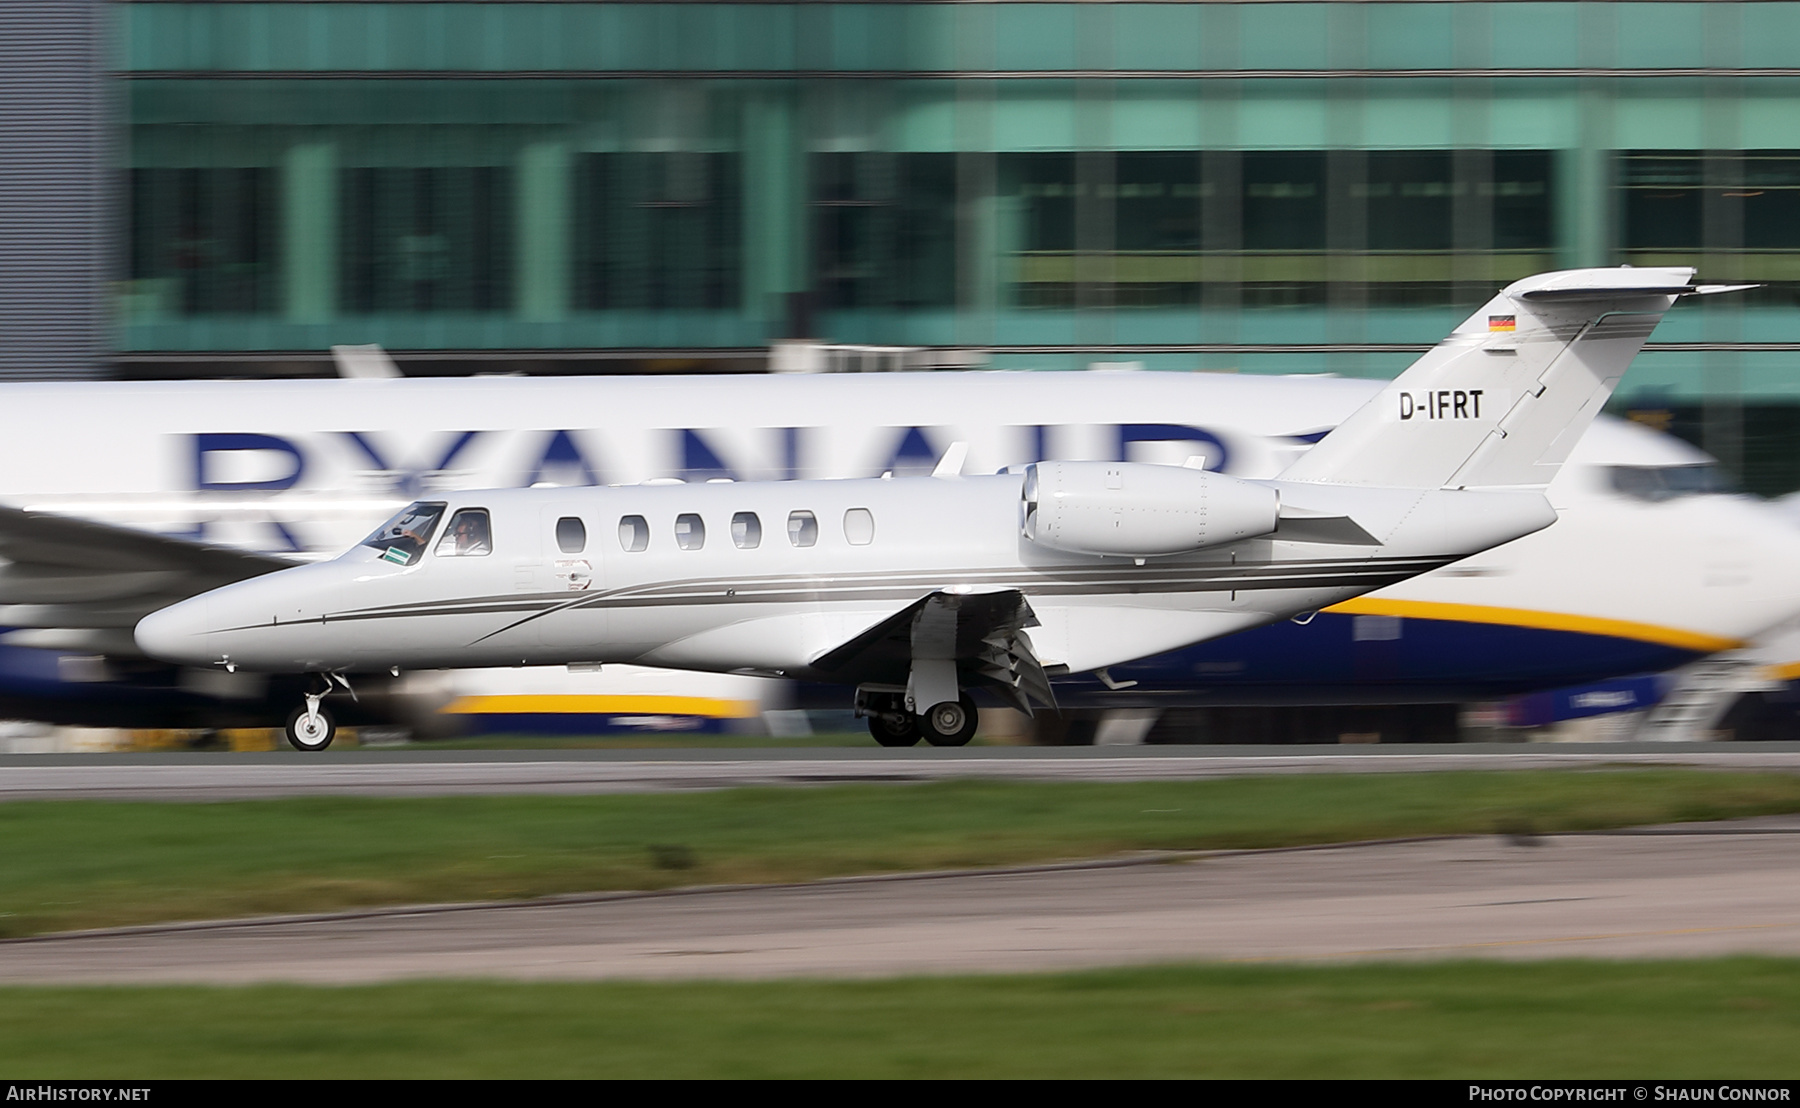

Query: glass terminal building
(87, 2), (1800, 490)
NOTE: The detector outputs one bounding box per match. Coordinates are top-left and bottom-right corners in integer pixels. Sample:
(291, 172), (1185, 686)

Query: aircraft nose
(135, 596), (215, 666)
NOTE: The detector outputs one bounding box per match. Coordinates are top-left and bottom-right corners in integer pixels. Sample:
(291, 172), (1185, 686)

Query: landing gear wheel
(922, 695), (979, 748)
(868, 712), (921, 748)
(285, 701), (336, 752)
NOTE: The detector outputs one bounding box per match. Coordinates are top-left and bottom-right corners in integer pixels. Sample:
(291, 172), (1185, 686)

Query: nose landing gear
(283, 675), (347, 751)
(285, 694), (336, 752)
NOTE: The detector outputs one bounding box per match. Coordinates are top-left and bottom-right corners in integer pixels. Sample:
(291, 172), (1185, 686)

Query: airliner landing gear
(867, 711), (921, 748)
(284, 677), (340, 751)
(857, 688), (922, 747)
(857, 687), (979, 747)
(921, 694), (979, 748)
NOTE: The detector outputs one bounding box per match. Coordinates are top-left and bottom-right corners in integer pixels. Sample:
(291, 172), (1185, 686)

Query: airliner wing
(811, 589), (1057, 714)
(0, 507), (294, 655)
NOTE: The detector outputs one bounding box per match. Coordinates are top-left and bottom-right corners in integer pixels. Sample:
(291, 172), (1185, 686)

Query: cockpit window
(361, 501), (446, 566)
(434, 508), (493, 557)
(1608, 464), (1735, 502)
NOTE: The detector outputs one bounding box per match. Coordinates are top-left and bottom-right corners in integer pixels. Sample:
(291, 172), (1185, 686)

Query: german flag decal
(1488, 315), (1517, 332)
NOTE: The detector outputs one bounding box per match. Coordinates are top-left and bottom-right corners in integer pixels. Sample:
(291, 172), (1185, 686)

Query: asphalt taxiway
(3, 817), (1798, 984)
(0, 743), (1798, 800)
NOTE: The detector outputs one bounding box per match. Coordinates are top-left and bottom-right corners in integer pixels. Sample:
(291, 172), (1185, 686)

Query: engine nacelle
(1021, 461), (1280, 557)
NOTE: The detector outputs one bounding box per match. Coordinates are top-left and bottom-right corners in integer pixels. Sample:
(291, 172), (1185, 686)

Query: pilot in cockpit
(442, 509), (492, 557)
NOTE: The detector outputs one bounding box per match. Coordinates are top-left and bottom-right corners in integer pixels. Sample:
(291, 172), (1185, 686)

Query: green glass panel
(600, 6), (657, 71)
(1238, 4), (1330, 71)
(1491, 4), (1582, 70)
(1363, 93), (1455, 150)
(498, 4), (552, 73)
(860, 5), (909, 73)
(265, 5), (310, 71)
(994, 5), (1076, 73)
(381, 5), (439, 72)
(1112, 6), (1203, 73)
(1616, 3), (1708, 70)
(322, 3), (375, 72)
(208, 5), (257, 70)
(1744, 6), (1800, 70)
(891, 83), (957, 152)
(827, 5), (877, 73)
(1489, 85), (1581, 150)
(166, 4), (204, 70)
(992, 82), (1078, 152)
(736, 5), (796, 71)
(131, 4), (178, 70)
(1237, 81), (1330, 149)
(670, 6), (718, 71)
(1109, 84), (1203, 151)
(902, 5), (961, 73)
(437, 5), (485, 71)
(1741, 83), (1800, 149)
(1366, 3), (1454, 71)
(561, 7), (607, 71)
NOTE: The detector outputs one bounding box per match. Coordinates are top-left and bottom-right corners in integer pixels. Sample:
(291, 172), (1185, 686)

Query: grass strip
(2, 767), (1798, 937)
(1, 959), (1797, 1078)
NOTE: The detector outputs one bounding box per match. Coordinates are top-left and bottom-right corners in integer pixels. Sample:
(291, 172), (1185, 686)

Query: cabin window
(434, 508), (493, 557)
(787, 510), (818, 548)
(675, 513), (706, 551)
(731, 511), (762, 549)
(361, 501), (446, 566)
(843, 508), (875, 546)
(555, 516), (587, 554)
(619, 514), (650, 552)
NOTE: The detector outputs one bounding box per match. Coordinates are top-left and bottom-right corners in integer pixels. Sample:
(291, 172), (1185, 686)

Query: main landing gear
(858, 690), (979, 748)
(283, 675), (346, 752)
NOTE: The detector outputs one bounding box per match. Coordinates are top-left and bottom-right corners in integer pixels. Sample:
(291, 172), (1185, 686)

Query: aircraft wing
(0, 506), (296, 656)
(810, 589), (1058, 715)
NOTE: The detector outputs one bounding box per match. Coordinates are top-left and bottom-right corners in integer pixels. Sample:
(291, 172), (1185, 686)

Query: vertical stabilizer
(1279, 267), (1703, 490)
(331, 344), (402, 379)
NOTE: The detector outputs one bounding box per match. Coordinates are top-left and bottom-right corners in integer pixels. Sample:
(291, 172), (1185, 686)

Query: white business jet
(136, 267), (1736, 749)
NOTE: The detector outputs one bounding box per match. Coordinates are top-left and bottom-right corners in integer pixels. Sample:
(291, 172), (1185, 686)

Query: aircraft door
(540, 508), (606, 659)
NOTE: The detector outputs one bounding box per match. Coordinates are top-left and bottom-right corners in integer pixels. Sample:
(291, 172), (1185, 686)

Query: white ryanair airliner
(130, 267), (1763, 748)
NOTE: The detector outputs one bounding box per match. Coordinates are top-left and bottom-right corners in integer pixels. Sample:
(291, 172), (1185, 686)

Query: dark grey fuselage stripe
(216, 555), (1459, 639)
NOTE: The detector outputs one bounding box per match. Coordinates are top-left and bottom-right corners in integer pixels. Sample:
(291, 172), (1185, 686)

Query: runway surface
(4, 817), (1799, 984)
(1, 743), (1799, 800)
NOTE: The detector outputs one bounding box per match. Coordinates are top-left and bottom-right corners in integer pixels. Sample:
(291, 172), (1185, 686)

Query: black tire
(868, 713), (920, 748)
(922, 695), (979, 747)
(285, 703), (336, 752)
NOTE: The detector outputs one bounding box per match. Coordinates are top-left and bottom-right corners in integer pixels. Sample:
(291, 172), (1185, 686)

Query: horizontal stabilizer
(1271, 514), (1381, 546)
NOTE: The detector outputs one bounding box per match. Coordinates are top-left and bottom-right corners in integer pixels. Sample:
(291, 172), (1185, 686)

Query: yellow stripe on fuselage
(1323, 597), (1742, 655)
(443, 695), (761, 719)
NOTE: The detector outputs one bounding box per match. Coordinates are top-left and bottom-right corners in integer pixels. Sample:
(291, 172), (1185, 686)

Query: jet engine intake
(1021, 461), (1280, 557)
